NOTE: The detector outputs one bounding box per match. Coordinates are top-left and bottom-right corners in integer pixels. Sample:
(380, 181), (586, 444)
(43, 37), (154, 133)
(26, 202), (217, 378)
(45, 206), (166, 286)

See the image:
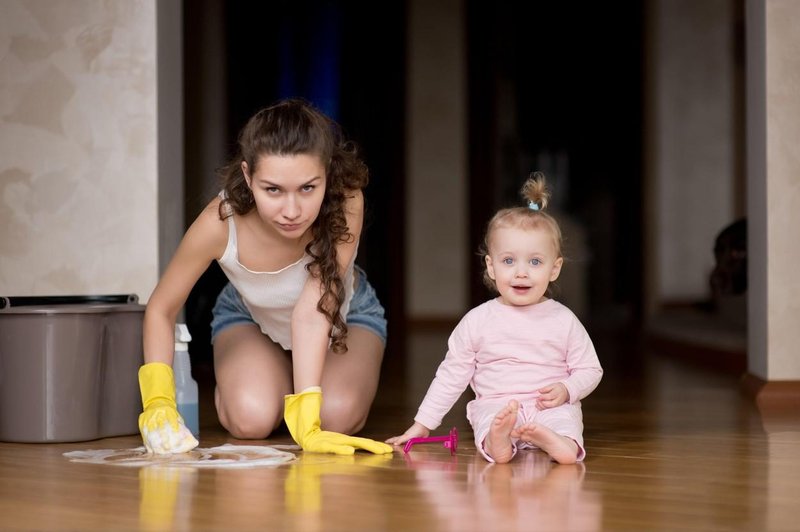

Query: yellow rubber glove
(284, 387), (393, 455)
(138, 362), (199, 454)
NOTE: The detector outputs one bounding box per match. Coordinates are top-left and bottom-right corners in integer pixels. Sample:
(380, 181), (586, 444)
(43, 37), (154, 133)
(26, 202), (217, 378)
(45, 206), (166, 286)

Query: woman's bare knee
(318, 328), (383, 434)
(320, 392), (369, 434)
(220, 410), (282, 439)
(212, 324), (292, 439)
(216, 390), (283, 439)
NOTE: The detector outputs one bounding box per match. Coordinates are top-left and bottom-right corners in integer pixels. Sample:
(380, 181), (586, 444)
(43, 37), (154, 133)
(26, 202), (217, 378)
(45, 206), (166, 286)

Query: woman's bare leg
(319, 326), (385, 434)
(213, 324), (292, 439)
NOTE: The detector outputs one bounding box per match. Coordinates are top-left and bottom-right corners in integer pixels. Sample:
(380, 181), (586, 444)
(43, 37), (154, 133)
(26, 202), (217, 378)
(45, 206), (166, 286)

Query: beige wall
(647, 0), (739, 305)
(0, 0), (180, 303)
(406, 0), (469, 319)
(747, 0), (800, 380)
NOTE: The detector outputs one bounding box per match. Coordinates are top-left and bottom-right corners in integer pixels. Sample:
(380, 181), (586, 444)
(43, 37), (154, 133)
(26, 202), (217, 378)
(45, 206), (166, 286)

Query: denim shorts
(210, 265), (387, 345)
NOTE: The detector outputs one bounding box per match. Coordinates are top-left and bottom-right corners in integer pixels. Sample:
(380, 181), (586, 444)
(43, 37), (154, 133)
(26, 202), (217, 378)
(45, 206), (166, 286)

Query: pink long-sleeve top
(414, 298), (603, 431)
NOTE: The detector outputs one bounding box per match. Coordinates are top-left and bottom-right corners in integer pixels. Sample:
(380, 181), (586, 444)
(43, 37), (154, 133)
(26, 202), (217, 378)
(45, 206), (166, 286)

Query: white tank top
(216, 204), (356, 350)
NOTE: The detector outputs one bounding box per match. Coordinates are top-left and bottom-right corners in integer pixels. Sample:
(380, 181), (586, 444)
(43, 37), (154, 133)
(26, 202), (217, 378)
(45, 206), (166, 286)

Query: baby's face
(485, 226), (563, 307)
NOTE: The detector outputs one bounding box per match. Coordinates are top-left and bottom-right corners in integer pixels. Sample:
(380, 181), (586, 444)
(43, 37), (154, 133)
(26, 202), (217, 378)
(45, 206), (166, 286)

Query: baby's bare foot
(512, 423), (578, 464)
(485, 400), (519, 464)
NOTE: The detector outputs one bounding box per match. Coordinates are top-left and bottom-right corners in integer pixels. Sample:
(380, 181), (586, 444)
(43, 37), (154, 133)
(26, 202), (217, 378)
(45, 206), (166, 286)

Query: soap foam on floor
(64, 443), (297, 468)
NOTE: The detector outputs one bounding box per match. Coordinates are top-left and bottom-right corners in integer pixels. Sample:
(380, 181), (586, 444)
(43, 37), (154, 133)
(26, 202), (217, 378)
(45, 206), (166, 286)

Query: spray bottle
(174, 323), (199, 437)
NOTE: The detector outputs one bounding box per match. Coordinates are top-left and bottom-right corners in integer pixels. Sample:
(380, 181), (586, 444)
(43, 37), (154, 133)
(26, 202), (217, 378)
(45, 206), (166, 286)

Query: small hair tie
(528, 201), (540, 211)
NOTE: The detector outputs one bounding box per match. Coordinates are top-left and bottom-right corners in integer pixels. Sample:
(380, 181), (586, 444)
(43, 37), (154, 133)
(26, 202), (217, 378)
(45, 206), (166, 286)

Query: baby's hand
(536, 382), (569, 410)
(385, 422), (430, 446)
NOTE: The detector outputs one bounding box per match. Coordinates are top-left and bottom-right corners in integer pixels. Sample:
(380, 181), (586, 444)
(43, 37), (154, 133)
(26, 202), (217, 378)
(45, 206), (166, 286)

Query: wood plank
(1, 328), (799, 531)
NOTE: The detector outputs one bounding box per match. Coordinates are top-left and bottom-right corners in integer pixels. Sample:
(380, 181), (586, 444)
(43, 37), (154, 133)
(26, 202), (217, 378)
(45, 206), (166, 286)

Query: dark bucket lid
(0, 294), (143, 314)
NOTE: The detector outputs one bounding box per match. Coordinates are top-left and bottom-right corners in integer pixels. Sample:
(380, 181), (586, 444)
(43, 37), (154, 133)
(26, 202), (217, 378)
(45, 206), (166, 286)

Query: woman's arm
(290, 190), (364, 392)
(143, 198), (228, 365)
(283, 190), (392, 454)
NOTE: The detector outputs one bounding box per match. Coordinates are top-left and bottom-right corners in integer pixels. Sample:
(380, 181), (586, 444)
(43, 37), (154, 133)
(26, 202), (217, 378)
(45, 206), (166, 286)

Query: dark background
(182, 1), (645, 367)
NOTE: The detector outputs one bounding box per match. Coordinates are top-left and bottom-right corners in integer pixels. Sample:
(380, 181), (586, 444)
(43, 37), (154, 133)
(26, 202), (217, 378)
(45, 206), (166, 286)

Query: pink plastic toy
(403, 427), (458, 455)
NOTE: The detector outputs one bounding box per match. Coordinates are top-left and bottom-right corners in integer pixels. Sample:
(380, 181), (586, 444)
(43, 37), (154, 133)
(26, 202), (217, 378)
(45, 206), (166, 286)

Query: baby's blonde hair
(479, 172), (563, 292)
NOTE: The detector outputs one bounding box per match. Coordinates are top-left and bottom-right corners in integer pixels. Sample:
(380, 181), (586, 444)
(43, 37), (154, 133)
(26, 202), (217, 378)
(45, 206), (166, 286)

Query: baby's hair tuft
(521, 171), (550, 211)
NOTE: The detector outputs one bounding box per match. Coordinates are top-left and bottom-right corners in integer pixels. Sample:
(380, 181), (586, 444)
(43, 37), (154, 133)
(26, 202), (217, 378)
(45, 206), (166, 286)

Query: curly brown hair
(217, 98), (369, 353)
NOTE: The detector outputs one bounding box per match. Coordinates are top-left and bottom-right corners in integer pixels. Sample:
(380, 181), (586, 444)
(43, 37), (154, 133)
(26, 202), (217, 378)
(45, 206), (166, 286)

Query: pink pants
(467, 397), (586, 463)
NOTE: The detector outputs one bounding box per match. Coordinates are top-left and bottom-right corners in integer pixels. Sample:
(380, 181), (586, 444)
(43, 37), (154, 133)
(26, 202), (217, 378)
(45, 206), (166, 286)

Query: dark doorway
(467, 2), (645, 327)
(183, 1), (407, 367)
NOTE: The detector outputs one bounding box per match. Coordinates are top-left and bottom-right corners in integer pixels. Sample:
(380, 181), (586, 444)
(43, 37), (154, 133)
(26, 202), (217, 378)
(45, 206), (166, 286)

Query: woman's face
(242, 153), (327, 239)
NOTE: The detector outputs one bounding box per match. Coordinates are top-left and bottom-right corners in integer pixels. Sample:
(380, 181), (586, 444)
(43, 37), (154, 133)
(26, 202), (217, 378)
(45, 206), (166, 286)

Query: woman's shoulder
(343, 188), (364, 214)
(183, 195), (230, 259)
(195, 195), (228, 226)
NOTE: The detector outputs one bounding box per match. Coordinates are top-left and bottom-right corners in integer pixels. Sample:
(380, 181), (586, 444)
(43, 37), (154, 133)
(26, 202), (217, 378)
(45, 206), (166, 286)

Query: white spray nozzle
(175, 323), (192, 351)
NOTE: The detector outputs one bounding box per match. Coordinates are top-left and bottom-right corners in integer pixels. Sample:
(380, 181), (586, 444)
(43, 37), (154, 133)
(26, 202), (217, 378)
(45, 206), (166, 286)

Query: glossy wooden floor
(1, 325), (799, 531)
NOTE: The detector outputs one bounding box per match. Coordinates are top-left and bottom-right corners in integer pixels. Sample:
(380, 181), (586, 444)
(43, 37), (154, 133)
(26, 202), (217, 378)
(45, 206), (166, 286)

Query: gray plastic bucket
(0, 295), (144, 442)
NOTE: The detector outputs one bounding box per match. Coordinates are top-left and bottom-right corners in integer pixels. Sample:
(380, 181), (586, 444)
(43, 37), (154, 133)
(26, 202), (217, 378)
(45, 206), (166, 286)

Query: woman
(138, 98), (392, 456)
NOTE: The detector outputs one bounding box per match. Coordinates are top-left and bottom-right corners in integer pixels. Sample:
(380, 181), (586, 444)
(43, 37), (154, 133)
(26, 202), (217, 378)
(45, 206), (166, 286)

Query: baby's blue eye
(530, 258), (542, 266)
(502, 258), (514, 265)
